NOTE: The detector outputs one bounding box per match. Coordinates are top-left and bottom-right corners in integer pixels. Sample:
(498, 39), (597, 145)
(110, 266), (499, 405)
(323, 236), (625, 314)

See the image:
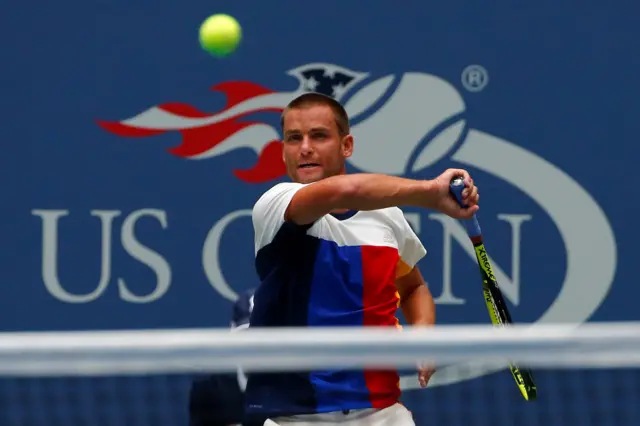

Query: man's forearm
(286, 173), (439, 225)
(400, 285), (436, 326)
(330, 173), (437, 211)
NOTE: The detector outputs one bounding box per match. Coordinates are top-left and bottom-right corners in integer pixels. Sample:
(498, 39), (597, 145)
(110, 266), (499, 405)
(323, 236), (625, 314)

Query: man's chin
(295, 168), (325, 184)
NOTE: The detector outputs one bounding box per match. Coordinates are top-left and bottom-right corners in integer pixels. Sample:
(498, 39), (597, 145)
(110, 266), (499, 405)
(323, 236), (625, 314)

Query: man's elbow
(402, 283), (422, 299)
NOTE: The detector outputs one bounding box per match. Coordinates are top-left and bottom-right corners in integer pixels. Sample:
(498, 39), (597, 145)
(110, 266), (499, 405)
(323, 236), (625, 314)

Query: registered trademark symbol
(461, 65), (489, 92)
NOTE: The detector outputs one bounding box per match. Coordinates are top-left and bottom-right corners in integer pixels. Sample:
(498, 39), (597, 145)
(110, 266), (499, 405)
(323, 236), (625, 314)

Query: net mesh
(1, 323), (639, 426)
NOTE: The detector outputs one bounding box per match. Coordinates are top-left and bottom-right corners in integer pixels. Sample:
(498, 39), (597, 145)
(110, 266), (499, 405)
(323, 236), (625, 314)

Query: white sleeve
(390, 208), (427, 277)
(252, 182), (307, 253)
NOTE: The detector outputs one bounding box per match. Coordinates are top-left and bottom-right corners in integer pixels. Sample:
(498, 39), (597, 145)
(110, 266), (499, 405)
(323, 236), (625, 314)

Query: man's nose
(300, 136), (313, 155)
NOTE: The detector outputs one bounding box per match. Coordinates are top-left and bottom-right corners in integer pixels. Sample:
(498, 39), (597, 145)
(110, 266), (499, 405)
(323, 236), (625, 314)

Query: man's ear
(342, 134), (354, 158)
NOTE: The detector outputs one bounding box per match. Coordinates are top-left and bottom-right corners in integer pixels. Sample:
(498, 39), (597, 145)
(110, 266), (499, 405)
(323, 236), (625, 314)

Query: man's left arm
(396, 266), (435, 328)
(392, 209), (436, 387)
(395, 266), (437, 388)
(392, 208), (433, 328)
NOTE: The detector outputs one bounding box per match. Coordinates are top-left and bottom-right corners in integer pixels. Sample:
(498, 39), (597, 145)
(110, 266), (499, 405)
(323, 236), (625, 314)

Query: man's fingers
(418, 368), (436, 388)
(456, 204), (479, 219)
(437, 168), (480, 219)
(464, 186), (479, 204)
(441, 168), (469, 186)
(418, 372), (427, 388)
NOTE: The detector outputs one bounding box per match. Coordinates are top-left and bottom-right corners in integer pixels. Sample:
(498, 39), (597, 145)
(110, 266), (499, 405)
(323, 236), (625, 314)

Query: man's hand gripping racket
(449, 176), (538, 401)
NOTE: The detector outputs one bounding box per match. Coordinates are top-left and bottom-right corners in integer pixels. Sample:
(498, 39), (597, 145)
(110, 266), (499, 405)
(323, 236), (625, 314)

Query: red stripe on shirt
(360, 245), (402, 408)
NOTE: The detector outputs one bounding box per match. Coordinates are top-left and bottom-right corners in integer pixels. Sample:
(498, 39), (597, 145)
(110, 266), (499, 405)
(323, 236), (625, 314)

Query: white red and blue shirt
(245, 182), (427, 418)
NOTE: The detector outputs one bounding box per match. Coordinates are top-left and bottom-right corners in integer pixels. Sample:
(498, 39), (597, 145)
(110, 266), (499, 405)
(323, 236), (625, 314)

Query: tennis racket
(449, 176), (538, 401)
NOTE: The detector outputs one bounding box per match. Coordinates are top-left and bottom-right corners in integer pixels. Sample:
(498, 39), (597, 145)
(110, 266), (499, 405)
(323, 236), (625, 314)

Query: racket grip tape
(449, 176), (482, 238)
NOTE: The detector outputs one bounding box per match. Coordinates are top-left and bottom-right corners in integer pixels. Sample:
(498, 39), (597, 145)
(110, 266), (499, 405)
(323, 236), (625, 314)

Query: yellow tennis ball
(199, 14), (242, 57)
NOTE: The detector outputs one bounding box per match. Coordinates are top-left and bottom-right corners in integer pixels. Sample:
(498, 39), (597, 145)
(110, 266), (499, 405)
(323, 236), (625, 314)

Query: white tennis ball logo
(344, 72), (467, 175)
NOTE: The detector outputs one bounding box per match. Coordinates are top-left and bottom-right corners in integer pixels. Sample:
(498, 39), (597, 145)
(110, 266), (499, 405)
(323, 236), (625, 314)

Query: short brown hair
(280, 92), (350, 137)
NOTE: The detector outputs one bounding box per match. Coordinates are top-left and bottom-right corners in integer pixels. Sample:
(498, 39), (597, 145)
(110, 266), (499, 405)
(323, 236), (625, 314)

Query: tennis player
(245, 93), (479, 426)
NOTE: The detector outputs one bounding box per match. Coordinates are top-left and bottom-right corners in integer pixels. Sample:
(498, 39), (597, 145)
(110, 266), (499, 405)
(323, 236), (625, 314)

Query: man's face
(281, 104), (353, 184)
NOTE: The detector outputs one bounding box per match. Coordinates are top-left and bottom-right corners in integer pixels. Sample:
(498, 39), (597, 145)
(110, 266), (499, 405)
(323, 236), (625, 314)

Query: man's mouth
(298, 163), (320, 169)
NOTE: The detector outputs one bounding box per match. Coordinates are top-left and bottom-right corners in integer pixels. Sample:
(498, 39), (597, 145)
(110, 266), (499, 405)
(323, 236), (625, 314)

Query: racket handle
(449, 176), (482, 238)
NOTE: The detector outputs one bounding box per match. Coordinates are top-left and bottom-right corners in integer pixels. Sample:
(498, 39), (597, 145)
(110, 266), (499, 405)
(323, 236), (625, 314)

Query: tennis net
(1, 322), (639, 425)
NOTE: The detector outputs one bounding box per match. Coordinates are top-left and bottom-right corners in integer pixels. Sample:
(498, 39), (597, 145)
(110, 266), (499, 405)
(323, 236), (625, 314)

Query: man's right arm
(285, 169), (479, 225)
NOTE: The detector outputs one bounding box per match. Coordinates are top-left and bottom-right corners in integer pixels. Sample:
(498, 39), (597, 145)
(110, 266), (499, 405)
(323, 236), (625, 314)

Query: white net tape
(2, 321), (639, 376)
(3, 322), (640, 426)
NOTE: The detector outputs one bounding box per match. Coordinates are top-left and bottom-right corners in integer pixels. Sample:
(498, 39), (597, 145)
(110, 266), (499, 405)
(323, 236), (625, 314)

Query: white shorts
(263, 403), (415, 426)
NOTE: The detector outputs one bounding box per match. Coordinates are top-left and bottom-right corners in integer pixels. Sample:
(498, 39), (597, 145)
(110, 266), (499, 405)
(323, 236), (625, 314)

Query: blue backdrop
(2, 1), (637, 425)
